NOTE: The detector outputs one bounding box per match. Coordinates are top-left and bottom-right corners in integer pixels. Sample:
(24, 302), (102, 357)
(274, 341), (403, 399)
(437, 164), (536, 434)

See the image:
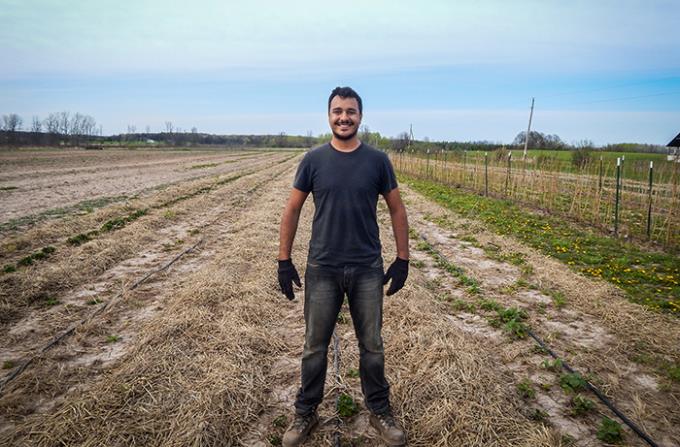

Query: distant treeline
(0, 112), (670, 153)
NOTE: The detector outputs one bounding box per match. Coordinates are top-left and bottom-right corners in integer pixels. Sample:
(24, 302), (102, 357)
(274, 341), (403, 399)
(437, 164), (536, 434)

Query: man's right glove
(383, 257), (409, 296)
(278, 259), (301, 300)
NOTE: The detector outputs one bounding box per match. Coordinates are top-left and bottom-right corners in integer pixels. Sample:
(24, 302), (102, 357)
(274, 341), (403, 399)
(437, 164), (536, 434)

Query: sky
(1, 0), (679, 145)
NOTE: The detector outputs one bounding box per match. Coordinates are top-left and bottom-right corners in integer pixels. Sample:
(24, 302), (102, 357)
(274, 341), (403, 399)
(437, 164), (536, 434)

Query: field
(1, 148), (679, 446)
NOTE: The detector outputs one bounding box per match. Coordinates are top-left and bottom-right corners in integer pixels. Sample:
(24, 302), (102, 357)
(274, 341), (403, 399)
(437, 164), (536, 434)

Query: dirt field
(0, 148), (678, 446)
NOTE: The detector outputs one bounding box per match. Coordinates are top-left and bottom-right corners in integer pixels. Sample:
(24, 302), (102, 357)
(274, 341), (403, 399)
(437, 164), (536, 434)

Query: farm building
(667, 132), (680, 162)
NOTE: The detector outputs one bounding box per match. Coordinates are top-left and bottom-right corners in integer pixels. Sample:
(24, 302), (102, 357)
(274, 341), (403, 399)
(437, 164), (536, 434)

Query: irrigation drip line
(417, 231), (661, 447)
(332, 329), (342, 447)
(0, 238), (203, 396)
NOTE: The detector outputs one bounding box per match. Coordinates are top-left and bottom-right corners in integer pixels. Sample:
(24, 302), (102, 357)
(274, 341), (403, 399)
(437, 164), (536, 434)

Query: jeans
(294, 260), (391, 416)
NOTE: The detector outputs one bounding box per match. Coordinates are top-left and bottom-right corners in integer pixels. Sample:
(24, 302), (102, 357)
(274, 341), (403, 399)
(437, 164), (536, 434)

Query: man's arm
(279, 187), (310, 260)
(383, 187), (409, 260)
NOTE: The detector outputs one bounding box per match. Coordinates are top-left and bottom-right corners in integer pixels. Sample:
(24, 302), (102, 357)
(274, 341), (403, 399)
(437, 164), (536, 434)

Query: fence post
(598, 156), (603, 192)
(443, 150), (448, 184)
(426, 149), (431, 179)
(505, 152), (512, 195)
(647, 161), (654, 240)
(463, 150), (467, 186)
(614, 157), (621, 236)
(485, 152), (489, 196)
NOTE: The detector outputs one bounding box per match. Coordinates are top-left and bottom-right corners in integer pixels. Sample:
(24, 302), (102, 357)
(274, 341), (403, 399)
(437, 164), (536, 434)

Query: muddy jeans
(294, 260), (391, 416)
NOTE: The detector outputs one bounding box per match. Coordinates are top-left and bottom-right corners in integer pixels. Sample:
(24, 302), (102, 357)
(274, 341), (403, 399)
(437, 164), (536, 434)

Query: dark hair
(328, 86), (363, 114)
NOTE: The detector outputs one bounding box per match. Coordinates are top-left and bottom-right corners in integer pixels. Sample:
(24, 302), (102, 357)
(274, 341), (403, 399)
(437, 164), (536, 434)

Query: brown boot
(369, 410), (406, 446)
(282, 411), (319, 447)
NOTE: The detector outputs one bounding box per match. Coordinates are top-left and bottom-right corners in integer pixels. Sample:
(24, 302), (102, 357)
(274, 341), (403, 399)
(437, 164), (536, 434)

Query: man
(277, 86), (410, 447)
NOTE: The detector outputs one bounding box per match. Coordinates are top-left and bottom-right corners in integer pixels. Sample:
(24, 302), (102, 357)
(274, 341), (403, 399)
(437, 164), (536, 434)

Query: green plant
(3, 264), (16, 273)
(2, 360), (15, 369)
(337, 313), (349, 324)
(529, 408), (549, 422)
(337, 393), (359, 417)
(106, 335), (121, 343)
(541, 358), (563, 372)
(41, 246), (56, 254)
(68, 232), (93, 245)
(267, 434), (282, 446)
(17, 256), (33, 266)
(86, 298), (103, 305)
(570, 394), (594, 416)
(272, 415), (288, 428)
(516, 379), (536, 399)
(347, 368), (360, 378)
(596, 416), (624, 444)
(559, 373), (587, 394)
(43, 296), (60, 306)
(411, 259), (425, 268)
(479, 298), (502, 312)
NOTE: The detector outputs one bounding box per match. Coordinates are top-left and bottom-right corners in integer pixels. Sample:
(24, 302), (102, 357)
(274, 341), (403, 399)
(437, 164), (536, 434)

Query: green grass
(106, 335), (121, 343)
(406, 176), (680, 315)
(190, 162), (220, 169)
(337, 393), (359, 418)
(516, 379), (536, 399)
(2, 360), (15, 369)
(100, 209), (148, 232)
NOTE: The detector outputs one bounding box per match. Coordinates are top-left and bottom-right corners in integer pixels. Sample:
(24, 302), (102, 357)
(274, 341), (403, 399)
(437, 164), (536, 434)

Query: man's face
(328, 95), (362, 141)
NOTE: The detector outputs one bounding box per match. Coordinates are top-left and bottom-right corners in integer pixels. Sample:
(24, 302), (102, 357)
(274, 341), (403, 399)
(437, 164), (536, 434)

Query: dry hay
(0, 154), (294, 328)
(0, 163), (560, 446)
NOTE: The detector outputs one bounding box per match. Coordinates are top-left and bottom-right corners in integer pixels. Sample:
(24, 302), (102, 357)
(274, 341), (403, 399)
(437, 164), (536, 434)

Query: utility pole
(523, 97), (534, 160)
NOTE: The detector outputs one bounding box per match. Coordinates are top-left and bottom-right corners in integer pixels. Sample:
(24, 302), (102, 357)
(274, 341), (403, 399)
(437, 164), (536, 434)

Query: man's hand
(278, 259), (301, 300)
(383, 257), (409, 296)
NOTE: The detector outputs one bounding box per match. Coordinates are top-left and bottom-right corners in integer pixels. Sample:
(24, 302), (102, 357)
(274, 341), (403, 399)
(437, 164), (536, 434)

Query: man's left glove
(383, 257), (409, 296)
(278, 259), (301, 300)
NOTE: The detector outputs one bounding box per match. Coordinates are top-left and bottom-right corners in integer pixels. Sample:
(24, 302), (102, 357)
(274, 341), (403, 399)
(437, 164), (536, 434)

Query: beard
(331, 121), (359, 140)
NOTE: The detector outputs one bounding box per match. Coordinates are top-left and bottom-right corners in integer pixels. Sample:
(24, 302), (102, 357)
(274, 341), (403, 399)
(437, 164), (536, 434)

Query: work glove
(383, 257), (409, 296)
(278, 259), (301, 300)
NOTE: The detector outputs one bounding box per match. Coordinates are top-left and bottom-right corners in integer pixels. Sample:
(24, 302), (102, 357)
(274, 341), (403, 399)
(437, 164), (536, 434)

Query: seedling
(596, 416), (624, 444)
(570, 394), (594, 416)
(559, 372), (587, 394)
(68, 232), (93, 246)
(337, 393), (359, 417)
(541, 358), (563, 372)
(529, 408), (549, 422)
(3, 264), (16, 273)
(272, 415), (288, 428)
(106, 335), (121, 343)
(43, 296), (60, 306)
(267, 434), (282, 446)
(411, 259), (425, 269)
(41, 246), (56, 254)
(516, 379), (536, 399)
(478, 298), (502, 312)
(17, 256), (33, 266)
(2, 360), (15, 369)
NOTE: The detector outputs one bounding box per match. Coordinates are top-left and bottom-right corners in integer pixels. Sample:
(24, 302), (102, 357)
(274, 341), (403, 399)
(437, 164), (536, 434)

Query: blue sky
(1, 0), (679, 145)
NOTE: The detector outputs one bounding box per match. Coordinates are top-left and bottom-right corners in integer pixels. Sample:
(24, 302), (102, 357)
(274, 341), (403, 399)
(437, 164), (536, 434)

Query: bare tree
(165, 121), (173, 133)
(59, 111), (70, 136)
(43, 113), (60, 134)
(145, 125), (151, 134)
(2, 114), (23, 132)
(31, 116), (42, 133)
(191, 126), (198, 134)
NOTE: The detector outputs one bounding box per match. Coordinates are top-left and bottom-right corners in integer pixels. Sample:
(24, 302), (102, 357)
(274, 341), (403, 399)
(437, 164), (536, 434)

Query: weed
(337, 313), (349, 324)
(189, 228), (200, 235)
(2, 360), (15, 369)
(68, 232), (95, 246)
(529, 408), (549, 422)
(43, 296), (60, 306)
(541, 358), (563, 372)
(17, 256), (33, 267)
(41, 246), (56, 254)
(560, 434), (576, 446)
(667, 364), (680, 382)
(347, 368), (360, 378)
(451, 299), (476, 313)
(503, 319), (528, 339)
(596, 416), (624, 444)
(517, 379), (536, 399)
(408, 228), (419, 240)
(190, 162), (220, 169)
(479, 298), (502, 312)
(267, 434), (282, 446)
(460, 235), (479, 245)
(86, 298), (103, 305)
(106, 335), (121, 343)
(101, 209), (147, 232)
(337, 393), (359, 417)
(570, 394), (594, 416)
(3, 264), (16, 273)
(559, 372), (587, 394)
(272, 415), (288, 428)
(163, 209), (176, 219)
(411, 259), (425, 269)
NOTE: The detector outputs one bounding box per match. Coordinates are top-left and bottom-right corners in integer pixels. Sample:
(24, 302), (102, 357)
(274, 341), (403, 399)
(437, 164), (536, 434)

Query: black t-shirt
(294, 142), (398, 267)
